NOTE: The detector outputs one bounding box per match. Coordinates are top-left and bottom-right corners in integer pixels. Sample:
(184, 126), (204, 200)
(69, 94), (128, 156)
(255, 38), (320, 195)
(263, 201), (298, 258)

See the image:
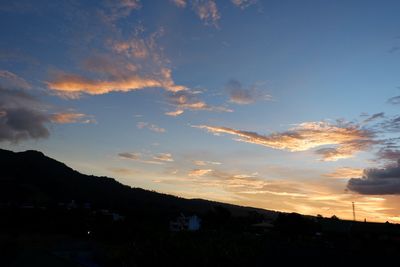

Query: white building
(170, 213), (201, 231)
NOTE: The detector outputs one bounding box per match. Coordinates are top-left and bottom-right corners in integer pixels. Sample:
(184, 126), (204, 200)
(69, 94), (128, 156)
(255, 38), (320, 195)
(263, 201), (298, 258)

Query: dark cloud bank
(347, 161), (400, 195)
(0, 87), (50, 142)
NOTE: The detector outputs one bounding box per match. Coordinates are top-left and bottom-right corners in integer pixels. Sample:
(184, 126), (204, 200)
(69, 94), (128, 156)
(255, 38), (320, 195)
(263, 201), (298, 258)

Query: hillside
(0, 148), (276, 219)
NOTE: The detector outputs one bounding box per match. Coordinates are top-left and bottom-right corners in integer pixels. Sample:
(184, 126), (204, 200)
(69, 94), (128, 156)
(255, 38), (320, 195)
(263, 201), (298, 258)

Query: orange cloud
(193, 160), (221, 166)
(47, 69), (185, 98)
(153, 153), (174, 162)
(194, 121), (375, 161)
(165, 109), (184, 117)
(188, 169), (213, 177)
(324, 167), (364, 179)
(51, 112), (94, 124)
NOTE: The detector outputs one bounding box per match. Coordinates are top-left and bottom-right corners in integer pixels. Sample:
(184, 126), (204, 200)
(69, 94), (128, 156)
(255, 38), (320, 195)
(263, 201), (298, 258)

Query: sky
(2, 0), (400, 222)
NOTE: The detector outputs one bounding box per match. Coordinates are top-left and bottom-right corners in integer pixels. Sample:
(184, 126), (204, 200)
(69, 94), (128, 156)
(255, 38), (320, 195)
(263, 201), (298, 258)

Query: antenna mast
(352, 202), (356, 221)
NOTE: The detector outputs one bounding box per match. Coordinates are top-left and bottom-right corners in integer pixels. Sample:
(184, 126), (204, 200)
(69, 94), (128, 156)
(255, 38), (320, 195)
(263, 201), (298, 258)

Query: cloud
(170, 0), (258, 27)
(379, 115), (400, 132)
(109, 167), (139, 175)
(193, 160), (221, 166)
(102, 0), (141, 22)
(377, 148), (400, 162)
(188, 168), (212, 177)
(194, 121), (376, 161)
(110, 29), (164, 61)
(347, 162), (400, 195)
(153, 153), (174, 162)
(363, 112), (385, 123)
(231, 0), (257, 9)
(171, 0), (187, 8)
(324, 167), (364, 179)
(0, 70), (31, 90)
(47, 26), (186, 98)
(118, 152), (141, 160)
(51, 112), (95, 124)
(225, 79), (272, 105)
(314, 139), (373, 161)
(46, 68), (185, 98)
(387, 96), (400, 105)
(0, 88), (50, 142)
(137, 122), (166, 133)
(118, 151), (173, 164)
(192, 0), (220, 26)
(165, 90), (233, 116)
(165, 109), (184, 117)
(81, 53), (139, 78)
(0, 68), (95, 143)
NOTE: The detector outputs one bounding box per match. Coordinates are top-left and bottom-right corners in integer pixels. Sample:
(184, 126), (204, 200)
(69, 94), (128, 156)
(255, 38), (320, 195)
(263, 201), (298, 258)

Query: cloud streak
(47, 69), (185, 98)
(51, 112), (95, 124)
(324, 167), (364, 179)
(118, 151), (174, 164)
(165, 90), (233, 116)
(137, 122), (166, 133)
(194, 121), (376, 161)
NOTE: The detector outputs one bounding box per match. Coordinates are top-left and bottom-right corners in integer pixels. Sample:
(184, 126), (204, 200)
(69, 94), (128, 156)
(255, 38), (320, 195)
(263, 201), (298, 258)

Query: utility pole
(352, 202), (356, 221)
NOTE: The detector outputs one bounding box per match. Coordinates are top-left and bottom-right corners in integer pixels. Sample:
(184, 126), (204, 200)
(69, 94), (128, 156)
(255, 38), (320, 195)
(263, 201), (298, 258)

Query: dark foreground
(1, 207), (400, 266)
(1, 148), (400, 266)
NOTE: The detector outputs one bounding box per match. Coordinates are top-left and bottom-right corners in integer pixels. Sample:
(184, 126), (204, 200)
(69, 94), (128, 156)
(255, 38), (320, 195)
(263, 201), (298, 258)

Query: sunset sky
(2, 0), (400, 222)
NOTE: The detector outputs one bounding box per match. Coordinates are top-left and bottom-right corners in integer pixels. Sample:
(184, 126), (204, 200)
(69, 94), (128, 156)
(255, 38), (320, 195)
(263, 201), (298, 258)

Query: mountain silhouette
(0, 148), (275, 218)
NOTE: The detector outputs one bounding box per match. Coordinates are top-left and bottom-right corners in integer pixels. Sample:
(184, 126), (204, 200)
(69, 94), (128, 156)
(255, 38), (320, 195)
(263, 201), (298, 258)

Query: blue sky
(2, 0), (400, 222)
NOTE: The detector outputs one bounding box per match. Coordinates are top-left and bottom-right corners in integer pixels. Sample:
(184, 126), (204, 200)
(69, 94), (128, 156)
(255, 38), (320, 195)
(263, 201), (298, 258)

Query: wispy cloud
(225, 79), (272, 105)
(188, 168), (212, 177)
(231, 0), (257, 9)
(165, 109), (184, 117)
(363, 112), (385, 124)
(0, 70), (31, 90)
(101, 0), (141, 22)
(51, 112), (95, 124)
(387, 95), (400, 105)
(192, 0), (220, 26)
(170, 0), (257, 27)
(118, 151), (174, 164)
(171, 0), (187, 8)
(377, 148), (400, 162)
(153, 153), (174, 162)
(109, 167), (140, 176)
(194, 121), (376, 161)
(193, 160), (221, 166)
(165, 90), (233, 116)
(324, 167), (364, 179)
(137, 122), (166, 133)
